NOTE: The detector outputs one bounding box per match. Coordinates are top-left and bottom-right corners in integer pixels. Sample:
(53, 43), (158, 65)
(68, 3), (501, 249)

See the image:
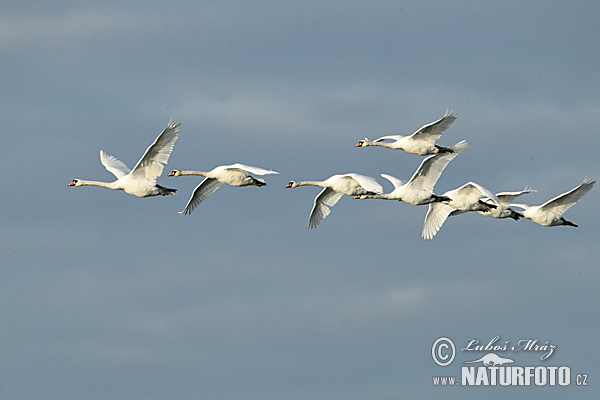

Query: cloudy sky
(2, 1), (599, 399)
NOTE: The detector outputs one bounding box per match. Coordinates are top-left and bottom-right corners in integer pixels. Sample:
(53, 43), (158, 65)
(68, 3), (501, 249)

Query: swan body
(355, 110), (458, 156)
(451, 188), (536, 220)
(511, 177), (596, 227)
(169, 164), (279, 215)
(68, 119), (180, 197)
(422, 182), (499, 239)
(355, 140), (468, 205)
(286, 173), (383, 229)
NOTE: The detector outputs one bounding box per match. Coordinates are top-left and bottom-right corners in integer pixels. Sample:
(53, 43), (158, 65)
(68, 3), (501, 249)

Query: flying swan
(68, 119), (180, 197)
(510, 177), (596, 227)
(286, 173), (383, 229)
(354, 140), (468, 205)
(355, 110), (458, 156)
(422, 182), (499, 239)
(169, 164), (279, 215)
(450, 188), (536, 220)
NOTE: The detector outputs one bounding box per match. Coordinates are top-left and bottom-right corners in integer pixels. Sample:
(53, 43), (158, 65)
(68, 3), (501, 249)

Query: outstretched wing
(130, 118), (181, 181)
(406, 140), (469, 191)
(409, 110), (458, 141)
(494, 187), (536, 206)
(100, 150), (131, 179)
(344, 173), (383, 194)
(308, 187), (344, 229)
(225, 163), (279, 175)
(422, 202), (455, 239)
(180, 178), (223, 215)
(380, 174), (406, 189)
(539, 177), (596, 214)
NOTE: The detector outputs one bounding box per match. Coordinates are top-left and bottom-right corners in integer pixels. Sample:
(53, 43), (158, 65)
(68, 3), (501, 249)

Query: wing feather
(344, 173), (383, 194)
(308, 188), (344, 229)
(100, 150), (131, 179)
(409, 110), (458, 141)
(406, 140), (468, 191)
(224, 163), (279, 175)
(130, 118), (181, 181)
(180, 178), (223, 215)
(422, 202), (455, 239)
(539, 177), (596, 214)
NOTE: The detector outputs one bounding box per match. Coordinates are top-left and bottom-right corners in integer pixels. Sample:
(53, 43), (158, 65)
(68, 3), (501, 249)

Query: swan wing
(409, 110), (458, 141)
(179, 178), (223, 215)
(538, 177), (596, 214)
(130, 118), (181, 181)
(100, 150), (131, 179)
(494, 187), (536, 206)
(456, 182), (499, 204)
(225, 163), (279, 175)
(422, 202), (455, 239)
(380, 174), (406, 189)
(308, 187), (344, 229)
(406, 140), (469, 191)
(344, 173), (383, 194)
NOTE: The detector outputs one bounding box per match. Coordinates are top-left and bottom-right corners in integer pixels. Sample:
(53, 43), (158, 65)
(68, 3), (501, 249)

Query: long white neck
(294, 180), (326, 188)
(77, 179), (119, 190)
(365, 140), (395, 148)
(360, 193), (393, 199)
(178, 170), (209, 177)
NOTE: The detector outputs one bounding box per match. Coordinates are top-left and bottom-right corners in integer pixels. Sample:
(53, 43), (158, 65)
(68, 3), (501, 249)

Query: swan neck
(296, 180), (325, 187)
(79, 179), (116, 189)
(179, 170), (208, 177)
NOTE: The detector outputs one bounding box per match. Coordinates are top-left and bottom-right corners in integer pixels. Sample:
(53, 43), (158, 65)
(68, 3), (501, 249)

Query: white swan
(511, 177), (596, 227)
(169, 164), (279, 215)
(68, 119), (180, 197)
(355, 110), (458, 156)
(286, 173), (383, 229)
(354, 140), (468, 205)
(450, 188), (536, 220)
(422, 182), (499, 239)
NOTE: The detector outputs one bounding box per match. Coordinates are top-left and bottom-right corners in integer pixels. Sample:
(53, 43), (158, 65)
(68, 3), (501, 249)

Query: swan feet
(435, 145), (454, 154)
(250, 177), (267, 187)
(561, 218), (578, 227)
(479, 199), (497, 211)
(509, 210), (525, 221)
(156, 184), (177, 195)
(433, 195), (452, 203)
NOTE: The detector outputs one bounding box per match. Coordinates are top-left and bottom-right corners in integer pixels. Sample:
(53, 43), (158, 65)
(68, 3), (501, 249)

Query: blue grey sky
(2, 1), (599, 399)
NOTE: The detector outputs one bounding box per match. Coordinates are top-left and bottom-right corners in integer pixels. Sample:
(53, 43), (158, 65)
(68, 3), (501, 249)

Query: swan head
(355, 138), (369, 147)
(168, 170), (181, 177)
(68, 179), (82, 187)
(286, 181), (299, 188)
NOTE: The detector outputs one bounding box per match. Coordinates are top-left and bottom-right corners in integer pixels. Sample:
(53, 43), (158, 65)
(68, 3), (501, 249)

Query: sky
(1, 1), (599, 399)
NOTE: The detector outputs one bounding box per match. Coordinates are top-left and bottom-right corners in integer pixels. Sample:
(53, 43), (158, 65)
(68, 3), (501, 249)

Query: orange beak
(168, 172), (175, 176)
(355, 142), (363, 147)
(285, 183), (292, 188)
(68, 180), (77, 186)
(354, 195), (361, 199)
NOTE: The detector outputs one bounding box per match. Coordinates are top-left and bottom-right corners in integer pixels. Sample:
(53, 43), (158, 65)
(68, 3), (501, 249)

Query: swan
(422, 182), (499, 239)
(168, 164), (279, 215)
(450, 188), (536, 220)
(68, 118), (180, 197)
(354, 140), (468, 205)
(286, 173), (383, 229)
(355, 110), (458, 156)
(510, 177), (596, 227)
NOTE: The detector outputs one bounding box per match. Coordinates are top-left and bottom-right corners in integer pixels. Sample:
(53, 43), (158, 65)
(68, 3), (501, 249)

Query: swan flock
(69, 113), (596, 239)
